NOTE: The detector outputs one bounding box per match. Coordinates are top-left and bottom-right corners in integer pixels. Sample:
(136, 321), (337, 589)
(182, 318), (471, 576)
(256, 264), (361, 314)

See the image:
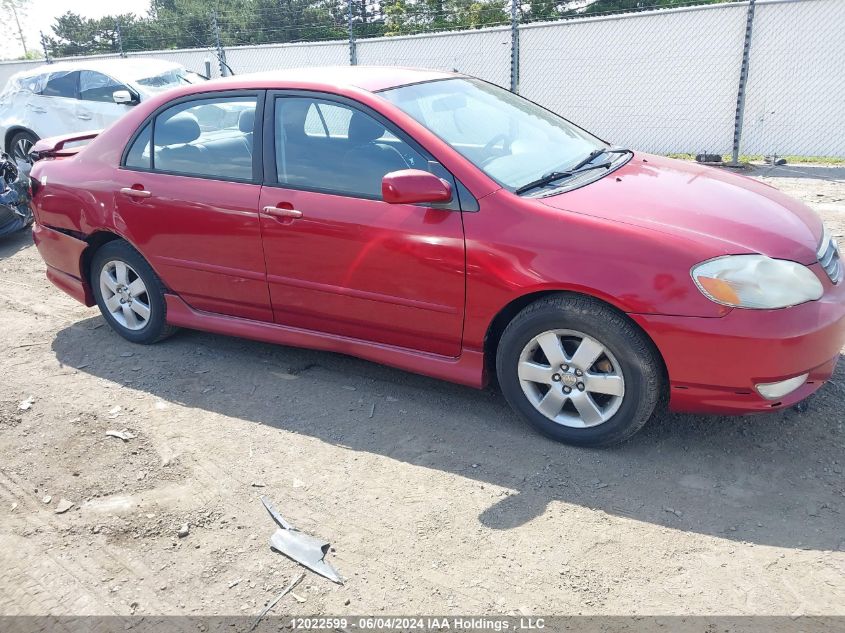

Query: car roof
(15, 57), (183, 81)
(201, 66), (459, 93)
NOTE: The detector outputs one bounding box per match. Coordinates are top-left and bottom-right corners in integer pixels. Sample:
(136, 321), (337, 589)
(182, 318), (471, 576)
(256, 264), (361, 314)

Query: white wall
(741, 0), (845, 157)
(356, 27), (512, 88)
(518, 3), (748, 154)
(1, 0), (842, 157)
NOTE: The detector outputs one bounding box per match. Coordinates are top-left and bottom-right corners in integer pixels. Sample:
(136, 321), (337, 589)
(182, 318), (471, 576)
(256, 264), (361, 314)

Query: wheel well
(4, 126), (37, 153)
(483, 290), (669, 395)
(81, 231), (123, 285)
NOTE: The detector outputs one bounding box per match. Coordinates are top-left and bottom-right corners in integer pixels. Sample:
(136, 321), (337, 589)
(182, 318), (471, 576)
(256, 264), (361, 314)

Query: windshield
(134, 68), (194, 93)
(380, 78), (606, 191)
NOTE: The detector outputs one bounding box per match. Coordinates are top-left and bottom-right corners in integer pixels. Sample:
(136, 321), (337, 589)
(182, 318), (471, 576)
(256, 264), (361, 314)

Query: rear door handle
(77, 113), (92, 121)
(262, 205), (303, 219)
(120, 187), (151, 198)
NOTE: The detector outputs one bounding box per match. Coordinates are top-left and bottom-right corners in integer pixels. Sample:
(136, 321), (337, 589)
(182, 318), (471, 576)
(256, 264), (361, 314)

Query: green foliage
(42, 0), (737, 57)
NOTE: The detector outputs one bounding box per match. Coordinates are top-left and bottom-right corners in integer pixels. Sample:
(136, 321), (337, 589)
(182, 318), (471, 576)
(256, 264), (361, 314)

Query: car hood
(539, 153), (822, 265)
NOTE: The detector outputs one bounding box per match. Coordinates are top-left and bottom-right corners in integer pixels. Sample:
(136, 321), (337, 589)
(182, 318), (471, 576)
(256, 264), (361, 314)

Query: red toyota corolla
(28, 67), (844, 446)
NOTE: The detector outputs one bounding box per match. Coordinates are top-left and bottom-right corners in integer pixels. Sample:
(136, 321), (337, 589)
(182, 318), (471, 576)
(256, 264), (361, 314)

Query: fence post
(40, 31), (51, 63)
(115, 20), (126, 58)
(348, 0), (357, 65)
(728, 0), (756, 166)
(212, 11), (229, 77)
(510, 0), (519, 93)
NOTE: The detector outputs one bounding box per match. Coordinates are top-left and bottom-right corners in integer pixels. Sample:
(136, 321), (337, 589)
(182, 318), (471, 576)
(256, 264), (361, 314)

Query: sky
(1, 0), (150, 60)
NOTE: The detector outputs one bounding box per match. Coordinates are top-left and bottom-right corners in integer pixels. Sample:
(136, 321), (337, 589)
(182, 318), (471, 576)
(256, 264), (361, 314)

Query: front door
(115, 91), (271, 321)
(258, 93), (466, 357)
(78, 70), (134, 131)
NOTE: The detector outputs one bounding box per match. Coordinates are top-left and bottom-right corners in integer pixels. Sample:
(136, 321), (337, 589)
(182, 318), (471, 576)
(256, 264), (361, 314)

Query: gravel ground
(0, 163), (843, 618)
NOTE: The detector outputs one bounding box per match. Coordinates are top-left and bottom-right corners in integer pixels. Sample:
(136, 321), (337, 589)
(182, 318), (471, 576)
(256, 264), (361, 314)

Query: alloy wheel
(99, 260), (151, 331)
(13, 137), (33, 164)
(517, 329), (625, 428)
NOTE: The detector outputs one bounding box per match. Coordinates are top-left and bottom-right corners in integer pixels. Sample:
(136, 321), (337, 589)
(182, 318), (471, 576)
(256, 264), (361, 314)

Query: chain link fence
(1, 0), (842, 159)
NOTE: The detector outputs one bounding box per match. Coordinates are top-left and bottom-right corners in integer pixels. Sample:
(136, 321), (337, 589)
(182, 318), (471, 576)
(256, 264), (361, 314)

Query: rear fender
(32, 223), (95, 306)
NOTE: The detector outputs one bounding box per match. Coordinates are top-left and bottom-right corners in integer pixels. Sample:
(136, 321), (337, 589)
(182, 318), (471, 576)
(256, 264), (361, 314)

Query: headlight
(691, 254), (823, 309)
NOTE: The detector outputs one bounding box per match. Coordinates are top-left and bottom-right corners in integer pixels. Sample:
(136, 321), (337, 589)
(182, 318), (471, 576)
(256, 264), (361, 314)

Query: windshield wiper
(571, 146), (632, 170)
(515, 162), (609, 195)
(514, 147), (632, 195)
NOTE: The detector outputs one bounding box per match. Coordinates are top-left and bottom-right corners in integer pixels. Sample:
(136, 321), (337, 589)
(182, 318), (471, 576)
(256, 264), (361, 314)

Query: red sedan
(28, 67), (845, 446)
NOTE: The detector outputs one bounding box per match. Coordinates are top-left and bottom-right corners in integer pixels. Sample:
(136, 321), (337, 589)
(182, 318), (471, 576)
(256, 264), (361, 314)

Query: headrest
(348, 111), (386, 144)
(279, 99), (311, 130)
(238, 109), (255, 133)
(157, 113), (200, 145)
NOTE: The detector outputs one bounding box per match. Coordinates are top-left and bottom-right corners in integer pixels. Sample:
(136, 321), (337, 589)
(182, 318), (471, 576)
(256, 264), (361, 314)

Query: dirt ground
(0, 163), (843, 619)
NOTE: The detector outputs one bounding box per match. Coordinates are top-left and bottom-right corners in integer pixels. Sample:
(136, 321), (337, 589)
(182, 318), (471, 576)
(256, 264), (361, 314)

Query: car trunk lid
(30, 130), (101, 161)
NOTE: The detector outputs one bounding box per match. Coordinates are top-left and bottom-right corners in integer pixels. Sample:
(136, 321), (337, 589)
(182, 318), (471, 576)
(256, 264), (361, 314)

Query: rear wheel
(496, 294), (663, 447)
(8, 130), (38, 164)
(90, 240), (176, 344)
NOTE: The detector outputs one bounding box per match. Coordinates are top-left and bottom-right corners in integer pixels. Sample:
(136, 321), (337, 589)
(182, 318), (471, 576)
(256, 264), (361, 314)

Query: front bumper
(631, 268), (845, 413)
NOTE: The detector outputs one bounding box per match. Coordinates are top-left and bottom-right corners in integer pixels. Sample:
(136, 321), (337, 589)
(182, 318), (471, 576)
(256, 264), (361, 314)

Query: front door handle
(77, 113), (92, 121)
(120, 187), (151, 198)
(262, 205), (303, 219)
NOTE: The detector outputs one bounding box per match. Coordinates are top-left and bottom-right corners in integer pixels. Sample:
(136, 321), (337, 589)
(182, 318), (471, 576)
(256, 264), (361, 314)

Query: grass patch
(664, 153), (845, 165)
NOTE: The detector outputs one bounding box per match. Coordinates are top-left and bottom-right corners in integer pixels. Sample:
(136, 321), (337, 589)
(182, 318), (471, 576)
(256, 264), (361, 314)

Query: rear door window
(144, 96), (257, 180)
(41, 71), (79, 98)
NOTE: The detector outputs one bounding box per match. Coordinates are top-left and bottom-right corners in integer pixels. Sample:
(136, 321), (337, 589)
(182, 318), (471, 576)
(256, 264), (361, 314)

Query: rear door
(257, 92), (466, 357)
(115, 91), (272, 321)
(33, 70), (82, 137)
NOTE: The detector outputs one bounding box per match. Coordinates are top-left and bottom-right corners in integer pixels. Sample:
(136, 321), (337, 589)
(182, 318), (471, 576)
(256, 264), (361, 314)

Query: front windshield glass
(134, 69), (193, 93)
(380, 78), (605, 191)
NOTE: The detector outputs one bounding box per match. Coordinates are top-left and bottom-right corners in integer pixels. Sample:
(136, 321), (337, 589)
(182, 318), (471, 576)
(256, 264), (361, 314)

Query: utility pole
(212, 11), (229, 77)
(3, 1), (28, 56)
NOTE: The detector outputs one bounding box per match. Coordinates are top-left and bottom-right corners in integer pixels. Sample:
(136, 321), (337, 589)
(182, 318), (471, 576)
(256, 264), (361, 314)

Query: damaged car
(0, 58), (205, 164)
(0, 152), (32, 237)
(26, 67), (845, 446)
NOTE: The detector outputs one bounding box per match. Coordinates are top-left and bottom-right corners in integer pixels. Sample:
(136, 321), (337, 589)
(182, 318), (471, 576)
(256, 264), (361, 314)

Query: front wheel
(90, 240), (176, 344)
(496, 294), (664, 447)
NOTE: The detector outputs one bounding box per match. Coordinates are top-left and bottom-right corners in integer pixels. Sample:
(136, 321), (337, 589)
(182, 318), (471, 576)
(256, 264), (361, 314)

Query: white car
(0, 58), (205, 163)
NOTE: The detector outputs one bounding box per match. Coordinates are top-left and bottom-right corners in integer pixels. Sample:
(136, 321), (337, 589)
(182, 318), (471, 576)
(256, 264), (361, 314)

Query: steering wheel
(480, 134), (512, 166)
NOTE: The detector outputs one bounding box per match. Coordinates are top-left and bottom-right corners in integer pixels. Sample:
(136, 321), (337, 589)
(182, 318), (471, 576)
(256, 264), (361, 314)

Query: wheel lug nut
(577, 382), (585, 391)
(563, 386), (571, 394)
(575, 369), (583, 376)
(561, 364), (569, 371)
(552, 374), (561, 382)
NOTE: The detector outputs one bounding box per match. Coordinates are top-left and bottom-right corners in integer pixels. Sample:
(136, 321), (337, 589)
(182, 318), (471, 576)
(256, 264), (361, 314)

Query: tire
(90, 240), (177, 344)
(8, 130), (38, 164)
(496, 293), (663, 447)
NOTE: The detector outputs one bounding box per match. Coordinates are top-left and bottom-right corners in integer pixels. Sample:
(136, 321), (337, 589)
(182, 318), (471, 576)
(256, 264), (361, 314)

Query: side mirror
(382, 169), (452, 205)
(113, 90), (139, 106)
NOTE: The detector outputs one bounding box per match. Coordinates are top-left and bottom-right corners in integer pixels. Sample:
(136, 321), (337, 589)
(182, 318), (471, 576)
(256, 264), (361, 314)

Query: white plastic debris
(105, 430), (135, 442)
